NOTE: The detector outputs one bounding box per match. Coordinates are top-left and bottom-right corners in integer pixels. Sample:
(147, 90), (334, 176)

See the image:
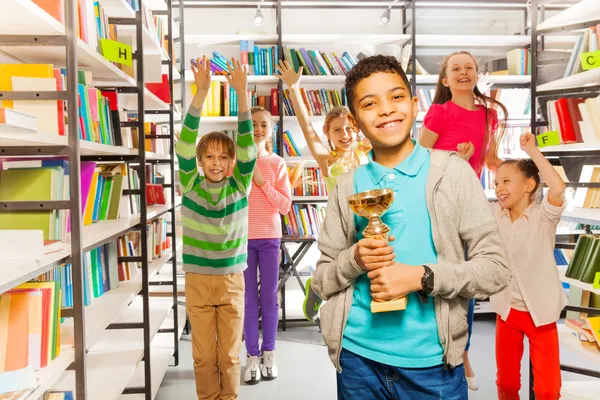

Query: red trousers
(496, 309), (562, 400)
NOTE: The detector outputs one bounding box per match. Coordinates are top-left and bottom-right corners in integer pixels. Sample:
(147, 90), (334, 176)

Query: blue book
(254, 46), (261, 75)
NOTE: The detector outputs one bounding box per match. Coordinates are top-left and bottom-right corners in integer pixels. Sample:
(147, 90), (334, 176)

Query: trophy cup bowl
(348, 188), (408, 313)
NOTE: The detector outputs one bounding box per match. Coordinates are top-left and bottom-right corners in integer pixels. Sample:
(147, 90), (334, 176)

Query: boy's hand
(368, 263), (425, 301)
(224, 58), (248, 94)
(253, 166), (265, 187)
(275, 60), (303, 88)
(354, 237), (395, 271)
(457, 142), (475, 161)
(520, 133), (538, 154)
(192, 55), (211, 92)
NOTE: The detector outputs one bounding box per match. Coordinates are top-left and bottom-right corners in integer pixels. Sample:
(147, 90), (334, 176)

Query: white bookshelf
(0, 205), (173, 294)
(562, 207), (600, 226)
(416, 34), (530, 48)
(541, 141), (600, 153)
(558, 324), (600, 365)
(562, 381), (600, 400)
(537, 0), (600, 33)
(119, 304), (187, 400)
(537, 66), (600, 93)
(559, 269), (600, 295)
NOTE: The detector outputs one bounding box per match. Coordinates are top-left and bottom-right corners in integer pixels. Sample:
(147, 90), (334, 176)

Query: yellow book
(84, 171), (99, 226)
(299, 208), (309, 236)
(212, 81), (222, 117)
(0, 295), (11, 370)
(587, 316), (600, 348)
(0, 64), (54, 108)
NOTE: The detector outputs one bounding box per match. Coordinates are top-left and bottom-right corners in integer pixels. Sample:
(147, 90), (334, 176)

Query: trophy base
(370, 297), (408, 313)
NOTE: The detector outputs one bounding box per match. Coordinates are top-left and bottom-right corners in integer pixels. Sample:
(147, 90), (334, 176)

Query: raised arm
(520, 133), (566, 207)
(175, 55), (211, 194)
(276, 60), (331, 175)
(224, 58), (257, 194)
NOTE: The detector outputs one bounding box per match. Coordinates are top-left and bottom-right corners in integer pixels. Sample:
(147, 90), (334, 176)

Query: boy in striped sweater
(176, 55), (256, 400)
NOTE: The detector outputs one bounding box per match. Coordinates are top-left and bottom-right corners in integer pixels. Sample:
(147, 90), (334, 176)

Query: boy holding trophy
(311, 55), (511, 399)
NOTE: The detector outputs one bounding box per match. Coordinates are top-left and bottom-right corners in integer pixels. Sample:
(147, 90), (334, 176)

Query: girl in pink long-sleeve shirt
(243, 106), (292, 385)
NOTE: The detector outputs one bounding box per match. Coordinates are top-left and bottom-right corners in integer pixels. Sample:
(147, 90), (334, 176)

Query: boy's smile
(349, 72), (418, 153)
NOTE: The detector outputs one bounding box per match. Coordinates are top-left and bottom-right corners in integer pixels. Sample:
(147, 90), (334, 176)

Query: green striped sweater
(175, 106), (257, 275)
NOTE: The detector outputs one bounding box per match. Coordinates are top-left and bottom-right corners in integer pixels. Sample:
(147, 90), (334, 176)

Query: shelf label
(100, 39), (133, 67)
(594, 272), (600, 289)
(536, 131), (561, 148)
(581, 50), (600, 71)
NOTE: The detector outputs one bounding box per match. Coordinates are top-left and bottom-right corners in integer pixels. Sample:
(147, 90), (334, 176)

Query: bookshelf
(0, 1), (183, 399)
(177, 1), (542, 322)
(529, 0), (600, 394)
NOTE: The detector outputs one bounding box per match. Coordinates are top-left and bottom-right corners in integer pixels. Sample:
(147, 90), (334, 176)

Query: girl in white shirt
(491, 133), (566, 400)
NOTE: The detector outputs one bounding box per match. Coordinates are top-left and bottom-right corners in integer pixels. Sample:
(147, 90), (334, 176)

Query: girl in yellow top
(276, 60), (371, 320)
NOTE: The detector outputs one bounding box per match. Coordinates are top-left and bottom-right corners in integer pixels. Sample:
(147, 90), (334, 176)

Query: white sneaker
(244, 355), (261, 385)
(261, 351), (278, 381)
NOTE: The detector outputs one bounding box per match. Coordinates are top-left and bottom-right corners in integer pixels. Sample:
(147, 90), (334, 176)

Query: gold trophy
(348, 188), (408, 313)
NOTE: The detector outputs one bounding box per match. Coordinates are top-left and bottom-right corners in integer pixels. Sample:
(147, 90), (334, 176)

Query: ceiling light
(254, 1), (265, 26)
(379, 7), (391, 25)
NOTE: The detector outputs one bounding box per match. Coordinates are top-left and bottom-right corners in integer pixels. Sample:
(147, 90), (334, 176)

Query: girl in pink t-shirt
(420, 51), (508, 177)
(419, 51), (508, 391)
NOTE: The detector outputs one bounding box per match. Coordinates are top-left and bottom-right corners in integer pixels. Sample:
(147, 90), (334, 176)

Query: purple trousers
(244, 238), (281, 356)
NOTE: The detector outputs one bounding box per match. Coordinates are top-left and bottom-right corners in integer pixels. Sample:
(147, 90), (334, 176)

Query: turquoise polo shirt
(342, 141), (444, 368)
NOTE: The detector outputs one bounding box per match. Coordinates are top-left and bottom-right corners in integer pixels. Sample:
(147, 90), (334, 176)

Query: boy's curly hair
(345, 55), (412, 114)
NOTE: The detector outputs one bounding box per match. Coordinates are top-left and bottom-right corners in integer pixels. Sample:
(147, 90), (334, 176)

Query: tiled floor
(155, 318), (596, 399)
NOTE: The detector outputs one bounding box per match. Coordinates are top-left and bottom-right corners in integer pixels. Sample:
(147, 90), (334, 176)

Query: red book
(101, 90), (119, 111)
(270, 88), (279, 116)
(53, 69), (66, 136)
(145, 74), (171, 104)
(566, 98), (585, 143)
(554, 98), (578, 144)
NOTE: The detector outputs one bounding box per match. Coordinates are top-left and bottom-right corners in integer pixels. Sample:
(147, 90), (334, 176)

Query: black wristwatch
(419, 265), (434, 303)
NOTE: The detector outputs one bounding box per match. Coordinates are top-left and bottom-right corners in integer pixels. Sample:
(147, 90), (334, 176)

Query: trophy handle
(363, 215), (391, 240)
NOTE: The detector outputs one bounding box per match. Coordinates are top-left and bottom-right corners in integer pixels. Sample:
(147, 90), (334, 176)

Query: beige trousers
(185, 272), (245, 400)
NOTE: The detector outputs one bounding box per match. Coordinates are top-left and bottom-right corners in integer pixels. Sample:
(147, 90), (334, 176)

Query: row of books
(283, 47), (361, 77)
(0, 159), (169, 242)
(283, 203), (326, 237)
(544, 95), (600, 145)
(0, 222), (171, 374)
(0, 160), (69, 241)
(197, 82), (280, 117)
(282, 88), (348, 117)
(0, 279), (61, 372)
(282, 130), (302, 157)
(235, 45), (281, 76)
(563, 26), (600, 78)
(290, 166), (328, 197)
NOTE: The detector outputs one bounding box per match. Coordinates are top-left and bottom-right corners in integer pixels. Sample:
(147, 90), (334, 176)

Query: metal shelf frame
(0, 0), (181, 398)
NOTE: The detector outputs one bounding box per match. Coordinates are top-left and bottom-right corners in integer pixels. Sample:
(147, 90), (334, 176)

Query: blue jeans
(337, 349), (468, 400)
(466, 298), (475, 351)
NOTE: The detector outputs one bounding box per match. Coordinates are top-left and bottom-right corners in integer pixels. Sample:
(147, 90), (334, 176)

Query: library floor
(155, 319), (596, 400)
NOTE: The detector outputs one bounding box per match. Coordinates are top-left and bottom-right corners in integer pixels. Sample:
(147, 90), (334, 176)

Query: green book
(288, 48), (301, 73)
(0, 167), (60, 240)
(566, 235), (591, 278)
(576, 236), (599, 281)
(581, 247), (600, 283)
(91, 248), (99, 299)
(98, 176), (114, 221)
(308, 50), (327, 76)
(107, 174), (124, 220)
(294, 50), (311, 76)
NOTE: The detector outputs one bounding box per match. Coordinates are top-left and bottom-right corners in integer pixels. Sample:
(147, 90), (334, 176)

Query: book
(11, 77), (60, 136)
(0, 107), (37, 132)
